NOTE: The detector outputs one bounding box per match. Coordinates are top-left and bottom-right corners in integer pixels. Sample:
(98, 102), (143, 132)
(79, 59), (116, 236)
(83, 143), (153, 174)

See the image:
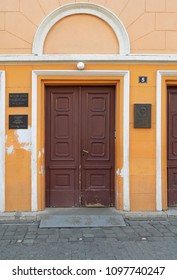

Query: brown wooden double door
(45, 86), (115, 207)
(167, 86), (177, 206)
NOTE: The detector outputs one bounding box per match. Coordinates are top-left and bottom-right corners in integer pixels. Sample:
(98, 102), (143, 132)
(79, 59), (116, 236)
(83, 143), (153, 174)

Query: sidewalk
(0, 207), (177, 222)
(0, 209), (177, 259)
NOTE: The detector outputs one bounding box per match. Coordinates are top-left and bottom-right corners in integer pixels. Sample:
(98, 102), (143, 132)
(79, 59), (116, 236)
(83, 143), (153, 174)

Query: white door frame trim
(31, 70), (130, 211)
(0, 71), (5, 212)
(156, 70), (177, 210)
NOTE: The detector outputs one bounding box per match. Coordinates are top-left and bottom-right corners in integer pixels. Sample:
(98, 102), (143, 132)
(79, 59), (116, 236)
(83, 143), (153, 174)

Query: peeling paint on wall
(22, 144), (31, 151)
(14, 126), (32, 151)
(6, 145), (14, 155)
(39, 165), (45, 175)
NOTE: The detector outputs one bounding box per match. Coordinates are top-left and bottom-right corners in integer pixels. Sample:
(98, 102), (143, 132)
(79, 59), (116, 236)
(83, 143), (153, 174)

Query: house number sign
(139, 76), (148, 83)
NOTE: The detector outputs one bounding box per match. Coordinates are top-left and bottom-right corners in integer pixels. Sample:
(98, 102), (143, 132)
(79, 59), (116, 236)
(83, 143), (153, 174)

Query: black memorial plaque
(9, 115), (28, 129)
(9, 93), (28, 107)
(134, 104), (151, 128)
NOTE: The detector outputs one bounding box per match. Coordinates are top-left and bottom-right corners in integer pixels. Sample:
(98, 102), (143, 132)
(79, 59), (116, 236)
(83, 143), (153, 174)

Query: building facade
(1, 0), (177, 212)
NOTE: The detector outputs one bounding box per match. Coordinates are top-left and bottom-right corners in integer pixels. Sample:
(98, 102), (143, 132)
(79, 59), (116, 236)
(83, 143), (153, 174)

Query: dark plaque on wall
(9, 115), (28, 129)
(134, 104), (151, 128)
(139, 76), (148, 83)
(9, 93), (28, 107)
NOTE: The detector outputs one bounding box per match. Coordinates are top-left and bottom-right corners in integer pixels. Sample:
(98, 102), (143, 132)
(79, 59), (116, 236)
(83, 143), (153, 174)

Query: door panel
(81, 87), (115, 206)
(167, 87), (177, 206)
(45, 87), (79, 207)
(45, 86), (115, 207)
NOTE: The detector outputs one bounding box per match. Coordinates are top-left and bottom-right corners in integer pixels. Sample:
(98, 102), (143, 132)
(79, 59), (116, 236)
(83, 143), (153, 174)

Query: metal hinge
(114, 130), (116, 139)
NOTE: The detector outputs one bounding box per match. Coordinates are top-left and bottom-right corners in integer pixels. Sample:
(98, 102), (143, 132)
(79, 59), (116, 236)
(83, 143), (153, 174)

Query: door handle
(82, 149), (89, 154)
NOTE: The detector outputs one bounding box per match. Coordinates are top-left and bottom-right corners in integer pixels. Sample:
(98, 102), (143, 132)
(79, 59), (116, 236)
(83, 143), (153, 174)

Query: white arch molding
(32, 2), (130, 56)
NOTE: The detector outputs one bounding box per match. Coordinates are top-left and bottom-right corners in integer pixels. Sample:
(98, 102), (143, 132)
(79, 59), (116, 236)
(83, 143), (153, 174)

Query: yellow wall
(1, 0), (177, 212)
(2, 62), (177, 211)
(44, 14), (119, 54)
(5, 65), (32, 210)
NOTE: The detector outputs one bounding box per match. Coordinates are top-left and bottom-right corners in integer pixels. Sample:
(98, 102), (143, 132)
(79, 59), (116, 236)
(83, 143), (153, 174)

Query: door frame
(156, 70), (177, 210)
(31, 70), (130, 211)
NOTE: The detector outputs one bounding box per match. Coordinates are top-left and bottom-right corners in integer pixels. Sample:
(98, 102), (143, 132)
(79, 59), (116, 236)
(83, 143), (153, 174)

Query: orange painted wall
(1, 0), (177, 54)
(1, 0), (177, 212)
(44, 14), (119, 54)
(5, 65), (32, 211)
(2, 62), (177, 211)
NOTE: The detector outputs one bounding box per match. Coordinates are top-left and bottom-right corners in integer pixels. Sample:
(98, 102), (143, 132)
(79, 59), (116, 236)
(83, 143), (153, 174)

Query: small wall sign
(134, 104), (151, 128)
(139, 76), (148, 83)
(9, 115), (28, 129)
(9, 93), (28, 107)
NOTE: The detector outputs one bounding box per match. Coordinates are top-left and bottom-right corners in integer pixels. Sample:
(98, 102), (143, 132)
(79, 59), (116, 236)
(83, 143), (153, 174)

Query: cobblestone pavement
(0, 216), (177, 259)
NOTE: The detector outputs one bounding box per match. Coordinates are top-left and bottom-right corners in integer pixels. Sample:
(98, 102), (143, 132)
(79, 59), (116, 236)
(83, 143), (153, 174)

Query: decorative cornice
(1, 54), (177, 64)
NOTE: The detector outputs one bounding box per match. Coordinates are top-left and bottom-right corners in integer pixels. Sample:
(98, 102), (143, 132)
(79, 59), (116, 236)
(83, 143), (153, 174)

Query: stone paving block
(122, 227), (135, 233)
(3, 231), (15, 236)
(146, 230), (164, 237)
(82, 228), (93, 234)
(163, 232), (176, 236)
(105, 237), (117, 242)
(59, 230), (72, 238)
(36, 234), (48, 239)
(114, 236), (129, 241)
(34, 238), (47, 244)
(139, 223), (155, 230)
(0, 240), (11, 245)
(46, 238), (58, 243)
(48, 234), (59, 239)
(37, 229), (53, 235)
(167, 218), (177, 225)
(59, 237), (70, 241)
(69, 237), (78, 242)
(104, 233), (117, 238)
(147, 236), (169, 241)
(0, 224), (8, 228)
(27, 226), (39, 232)
(71, 254), (86, 260)
(83, 233), (94, 238)
(11, 240), (20, 244)
(127, 233), (142, 240)
(138, 231), (152, 237)
(113, 232), (125, 238)
(22, 239), (34, 245)
(90, 229), (106, 237)
(2, 235), (14, 240)
(16, 227), (28, 232)
(60, 228), (72, 234)
(24, 234), (36, 240)
(83, 233), (94, 242)
(131, 226), (145, 232)
(168, 225), (177, 234)
(13, 235), (25, 240)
